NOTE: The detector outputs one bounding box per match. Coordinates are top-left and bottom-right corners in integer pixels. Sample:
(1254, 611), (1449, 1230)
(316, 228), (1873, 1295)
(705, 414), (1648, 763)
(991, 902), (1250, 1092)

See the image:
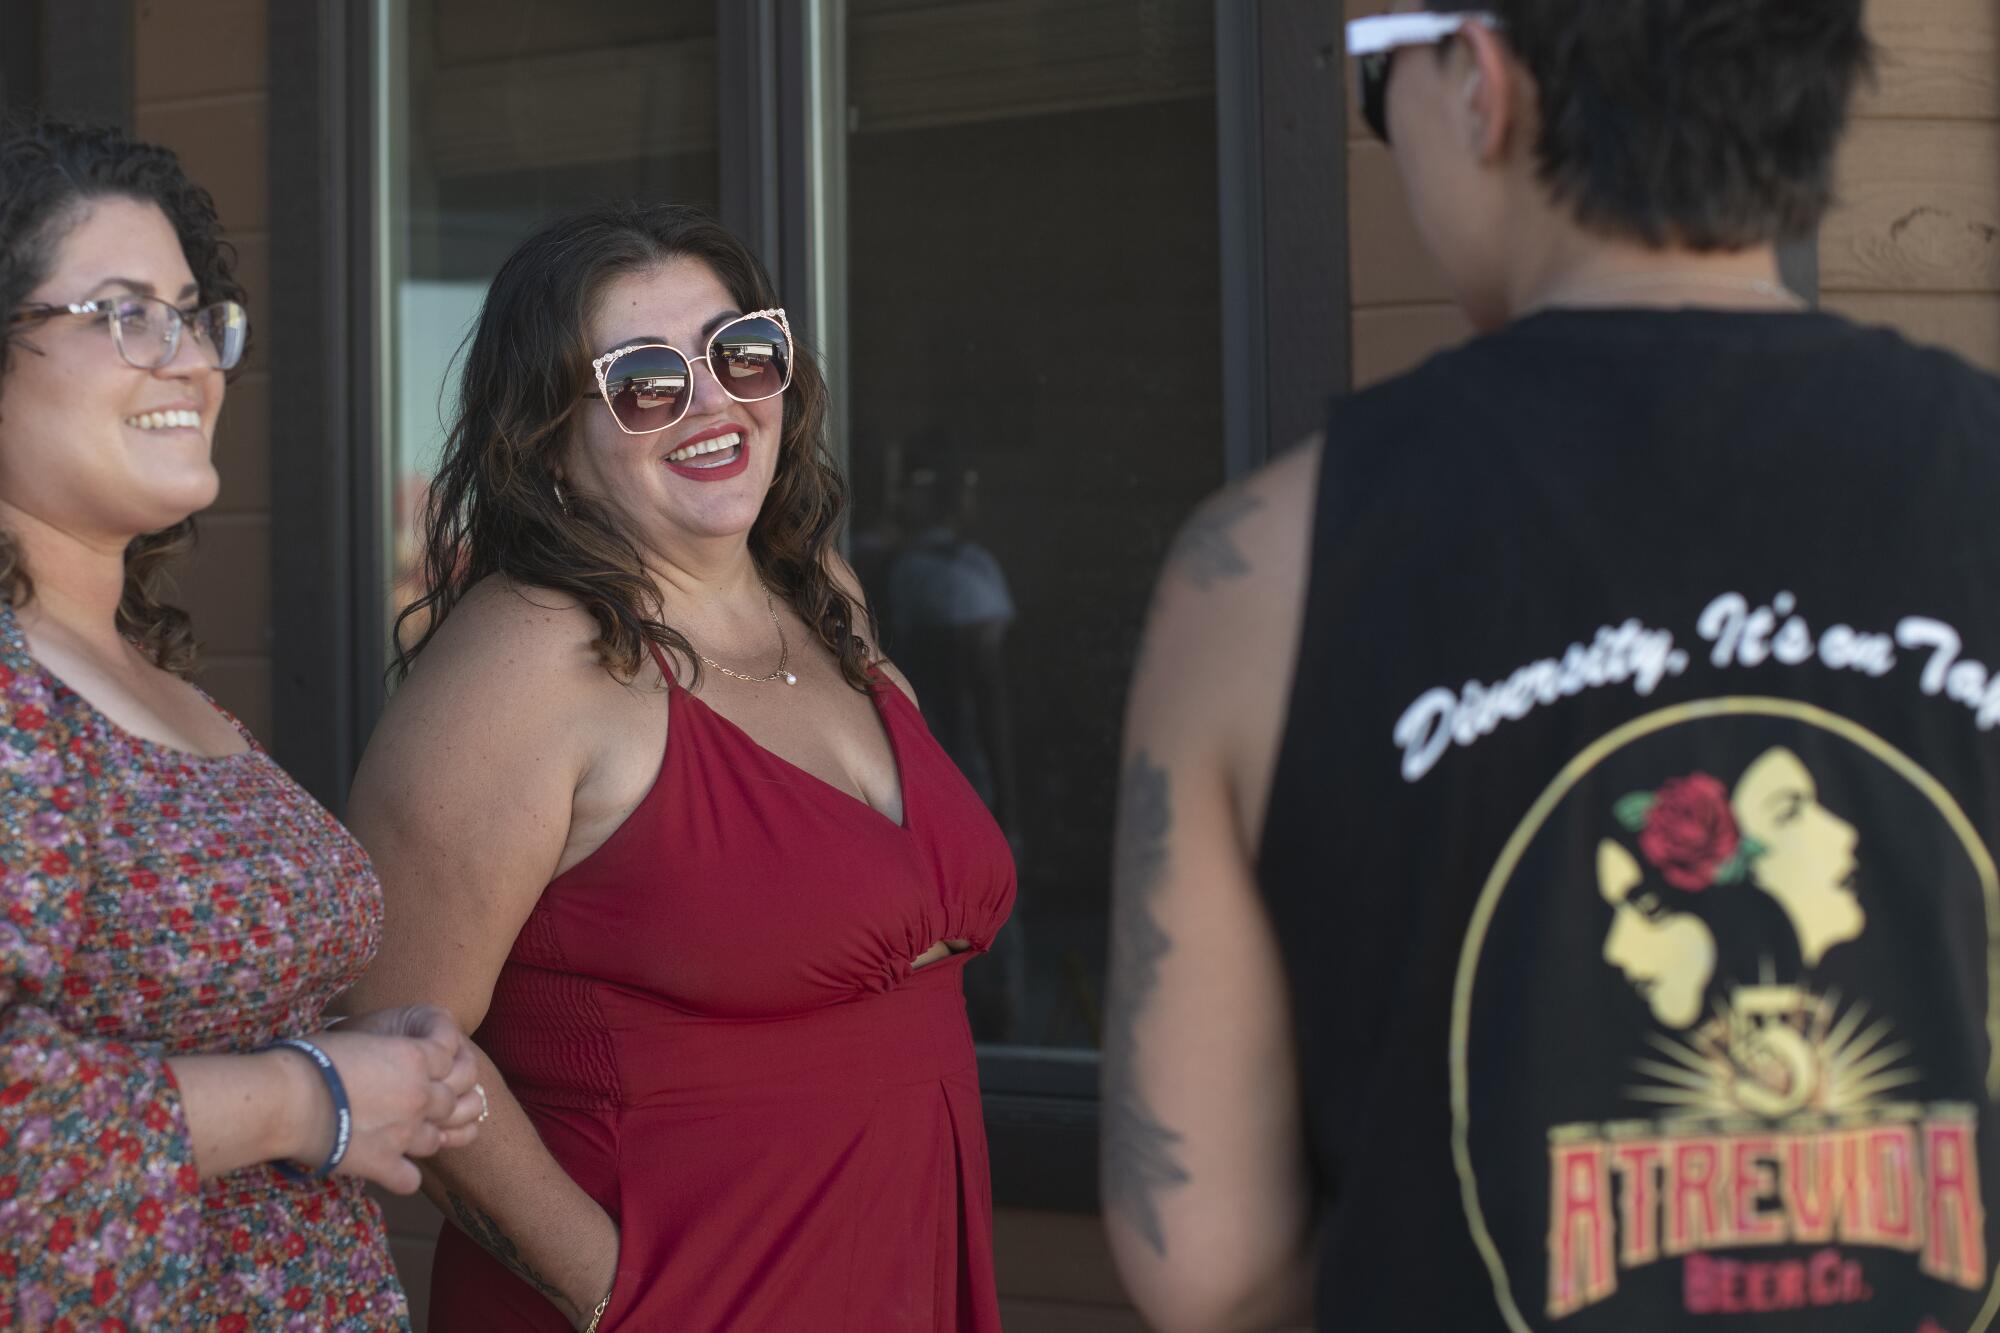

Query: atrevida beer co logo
(1451, 699), (2000, 1331)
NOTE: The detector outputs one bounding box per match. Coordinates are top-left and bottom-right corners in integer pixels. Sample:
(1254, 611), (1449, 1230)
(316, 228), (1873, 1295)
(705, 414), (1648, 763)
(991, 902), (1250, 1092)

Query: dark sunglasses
(1349, 11), (1500, 144)
(589, 309), (793, 435)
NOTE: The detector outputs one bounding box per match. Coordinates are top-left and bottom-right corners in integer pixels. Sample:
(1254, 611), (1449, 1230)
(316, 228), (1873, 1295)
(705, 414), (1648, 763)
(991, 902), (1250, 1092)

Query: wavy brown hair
(0, 116), (245, 677)
(395, 202), (872, 690)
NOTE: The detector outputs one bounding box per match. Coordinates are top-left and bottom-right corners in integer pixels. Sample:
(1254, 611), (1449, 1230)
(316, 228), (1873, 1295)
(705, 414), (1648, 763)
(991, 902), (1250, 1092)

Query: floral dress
(0, 606), (409, 1330)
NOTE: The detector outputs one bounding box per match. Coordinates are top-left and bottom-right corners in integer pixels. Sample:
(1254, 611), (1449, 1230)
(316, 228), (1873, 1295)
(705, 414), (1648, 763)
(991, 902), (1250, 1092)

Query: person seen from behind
(1099, 4), (2000, 1330)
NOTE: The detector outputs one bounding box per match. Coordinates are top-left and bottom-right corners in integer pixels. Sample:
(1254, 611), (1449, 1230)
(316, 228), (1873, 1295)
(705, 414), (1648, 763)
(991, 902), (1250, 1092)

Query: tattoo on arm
(445, 1189), (574, 1317)
(1102, 750), (1191, 1256)
(1167, 491), (1263, 589)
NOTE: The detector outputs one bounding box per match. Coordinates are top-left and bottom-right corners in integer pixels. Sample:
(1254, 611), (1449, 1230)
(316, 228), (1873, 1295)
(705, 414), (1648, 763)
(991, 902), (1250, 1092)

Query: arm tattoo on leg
(1168, 491), (1263, 589)
(1102, 749), (1190, 1255)
(444, 1189), (574, 1318)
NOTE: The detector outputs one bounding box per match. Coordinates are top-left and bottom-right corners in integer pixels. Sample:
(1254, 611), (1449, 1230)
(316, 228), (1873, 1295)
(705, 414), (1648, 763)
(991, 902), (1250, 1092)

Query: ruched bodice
(431, 664), (1016, 1331)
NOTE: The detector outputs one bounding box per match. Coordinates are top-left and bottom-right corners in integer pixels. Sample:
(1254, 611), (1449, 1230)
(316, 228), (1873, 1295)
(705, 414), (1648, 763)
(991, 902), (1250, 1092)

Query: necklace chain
(696, 582), (797, 686)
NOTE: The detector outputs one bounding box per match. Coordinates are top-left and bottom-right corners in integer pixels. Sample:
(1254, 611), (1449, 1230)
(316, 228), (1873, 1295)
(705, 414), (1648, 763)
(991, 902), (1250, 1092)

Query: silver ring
(474, 1082), (491, 1124)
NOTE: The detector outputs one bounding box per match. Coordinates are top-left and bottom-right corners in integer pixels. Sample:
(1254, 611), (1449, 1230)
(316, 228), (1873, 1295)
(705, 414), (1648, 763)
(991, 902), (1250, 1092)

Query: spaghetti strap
(643, 637), (679, 693)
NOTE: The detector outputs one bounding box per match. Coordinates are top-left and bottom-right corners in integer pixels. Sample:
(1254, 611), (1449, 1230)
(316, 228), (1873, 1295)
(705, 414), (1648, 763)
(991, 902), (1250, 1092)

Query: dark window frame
(16, 0), (129, 128)
(271, 0), (1350, 1216)
(0, 0), (41, 115)
(268, 0), (386, 816)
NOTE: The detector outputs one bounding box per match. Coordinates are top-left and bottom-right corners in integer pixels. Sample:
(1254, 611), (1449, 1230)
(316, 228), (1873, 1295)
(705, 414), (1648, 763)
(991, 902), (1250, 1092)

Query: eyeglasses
(6, 294), (249, 371)
(589, 309), (793, 435)
(1348, 11), (1501, 144)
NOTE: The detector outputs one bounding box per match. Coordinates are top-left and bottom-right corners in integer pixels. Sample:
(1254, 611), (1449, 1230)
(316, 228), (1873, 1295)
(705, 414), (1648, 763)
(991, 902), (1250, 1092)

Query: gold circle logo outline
(1447, 696), (2000, 1332)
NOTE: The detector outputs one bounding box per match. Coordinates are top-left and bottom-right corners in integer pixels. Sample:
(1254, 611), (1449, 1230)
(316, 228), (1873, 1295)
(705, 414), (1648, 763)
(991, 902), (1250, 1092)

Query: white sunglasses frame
(1345, 11), (1500, 58)
(588, 307), (794, 436)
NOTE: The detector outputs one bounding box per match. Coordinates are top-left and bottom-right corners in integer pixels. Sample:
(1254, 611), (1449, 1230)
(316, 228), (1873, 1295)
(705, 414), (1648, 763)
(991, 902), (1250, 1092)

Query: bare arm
(1102, 442), (1323, 1332)
(344, 584), (641, 1329)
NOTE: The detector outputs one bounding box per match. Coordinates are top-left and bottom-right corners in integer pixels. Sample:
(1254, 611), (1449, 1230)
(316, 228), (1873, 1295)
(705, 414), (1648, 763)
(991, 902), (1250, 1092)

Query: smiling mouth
(665, 430), (742, 467)
(125, 409), (202, 431)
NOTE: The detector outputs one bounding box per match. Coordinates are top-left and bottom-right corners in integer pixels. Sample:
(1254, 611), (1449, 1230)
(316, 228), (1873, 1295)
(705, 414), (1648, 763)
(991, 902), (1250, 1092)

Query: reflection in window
(844, 0), (1221, 1050)
(382, 0), (719, 638)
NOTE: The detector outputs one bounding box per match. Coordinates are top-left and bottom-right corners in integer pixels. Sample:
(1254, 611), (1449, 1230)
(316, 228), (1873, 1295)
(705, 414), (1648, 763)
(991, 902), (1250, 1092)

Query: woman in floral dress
(0, 117), (486, 1328)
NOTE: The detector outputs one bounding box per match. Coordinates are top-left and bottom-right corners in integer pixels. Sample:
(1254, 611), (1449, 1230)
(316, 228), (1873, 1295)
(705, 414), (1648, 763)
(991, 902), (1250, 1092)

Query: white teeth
(665, 431), (743, 464)
(124, 409), (201, 431)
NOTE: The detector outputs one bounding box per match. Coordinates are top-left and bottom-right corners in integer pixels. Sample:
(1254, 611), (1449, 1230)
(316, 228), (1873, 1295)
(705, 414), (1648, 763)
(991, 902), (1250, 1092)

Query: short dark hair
(0, 115), (245, 676)
(1445, 0), (1873, 247)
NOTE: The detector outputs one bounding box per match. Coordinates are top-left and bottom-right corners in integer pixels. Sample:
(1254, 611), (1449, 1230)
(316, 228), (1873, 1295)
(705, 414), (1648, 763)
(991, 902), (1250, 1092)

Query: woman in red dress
(345, 203), (1016, 1331)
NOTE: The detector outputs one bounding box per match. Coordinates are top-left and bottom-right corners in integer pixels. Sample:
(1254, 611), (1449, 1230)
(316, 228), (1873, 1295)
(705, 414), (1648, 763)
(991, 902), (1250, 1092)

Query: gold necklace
(697, 583), (797, 686)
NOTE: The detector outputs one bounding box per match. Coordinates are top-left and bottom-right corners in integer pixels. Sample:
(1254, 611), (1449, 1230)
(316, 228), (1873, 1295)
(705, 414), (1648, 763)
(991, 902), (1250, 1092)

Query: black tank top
(1260, 308), (2000, 1332)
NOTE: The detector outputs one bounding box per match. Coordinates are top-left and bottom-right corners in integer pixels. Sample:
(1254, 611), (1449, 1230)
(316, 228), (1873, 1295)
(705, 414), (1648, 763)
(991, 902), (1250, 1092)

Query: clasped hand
(285, 1003), (486, 1194)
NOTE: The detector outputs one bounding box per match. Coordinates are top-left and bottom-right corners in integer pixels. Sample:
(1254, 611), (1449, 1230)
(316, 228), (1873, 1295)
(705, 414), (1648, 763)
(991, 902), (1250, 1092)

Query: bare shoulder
(818, 547), (919, 702)
(820, 547), (873, 627)
(1133, 434), (1322, 830)
(420, 576), (601, 665)
(1161, 434), (1319, 600)
(374, 576), (648, 753)
(401, 577), (621, 694)
(1144, 434), (1320, 676)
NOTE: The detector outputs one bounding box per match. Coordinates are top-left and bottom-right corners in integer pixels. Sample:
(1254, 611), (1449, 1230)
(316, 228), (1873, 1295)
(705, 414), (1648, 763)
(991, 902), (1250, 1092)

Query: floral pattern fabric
(0, 606), (408, 1330)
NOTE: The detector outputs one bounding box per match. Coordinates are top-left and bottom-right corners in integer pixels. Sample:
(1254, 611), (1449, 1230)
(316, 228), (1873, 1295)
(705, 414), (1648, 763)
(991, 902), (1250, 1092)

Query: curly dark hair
(0, 115), (246, 677)
(1439, 0), (1874, 247)
(395, 202), (873, 690)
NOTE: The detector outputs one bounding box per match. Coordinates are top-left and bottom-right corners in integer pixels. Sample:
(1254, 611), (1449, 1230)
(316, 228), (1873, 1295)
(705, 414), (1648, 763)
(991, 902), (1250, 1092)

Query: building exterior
(4, 0), (1996, 1327)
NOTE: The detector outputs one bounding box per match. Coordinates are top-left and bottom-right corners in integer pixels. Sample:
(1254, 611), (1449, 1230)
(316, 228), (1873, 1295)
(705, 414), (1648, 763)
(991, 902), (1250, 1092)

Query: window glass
(843, 0), (1222, 1050)
(381, 0), (720, 630)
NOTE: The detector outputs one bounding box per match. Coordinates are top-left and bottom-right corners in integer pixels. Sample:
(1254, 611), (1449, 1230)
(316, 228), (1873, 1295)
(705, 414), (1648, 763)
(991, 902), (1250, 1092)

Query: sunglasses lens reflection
(709, 316), (790, 404)
(605, 346), (693, 432)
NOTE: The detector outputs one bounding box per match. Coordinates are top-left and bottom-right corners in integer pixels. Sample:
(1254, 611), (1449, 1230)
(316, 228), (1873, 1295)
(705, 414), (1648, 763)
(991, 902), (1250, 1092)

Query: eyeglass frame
(5, 293), (249, 372)
(588, 307), (794, 436)
(1347, 11), (1502, 145)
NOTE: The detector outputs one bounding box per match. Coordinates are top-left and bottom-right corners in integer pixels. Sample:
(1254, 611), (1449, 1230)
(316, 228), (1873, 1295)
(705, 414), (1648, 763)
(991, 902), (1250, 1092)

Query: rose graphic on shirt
(1598, 748), (1866, 1031)
(1628, 773), (1748, 891)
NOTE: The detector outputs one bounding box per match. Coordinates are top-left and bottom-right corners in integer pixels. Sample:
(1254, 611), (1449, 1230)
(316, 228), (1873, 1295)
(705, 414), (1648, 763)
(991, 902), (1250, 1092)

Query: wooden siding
(1821, 0), (2000, 372)
(132, 0), (273, 740)
(1345, 0), (2000, 383)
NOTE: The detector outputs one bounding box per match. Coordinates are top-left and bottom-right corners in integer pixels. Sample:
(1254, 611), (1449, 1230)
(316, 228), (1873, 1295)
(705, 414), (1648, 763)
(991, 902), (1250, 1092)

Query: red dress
(429, 658), (1016, 1332)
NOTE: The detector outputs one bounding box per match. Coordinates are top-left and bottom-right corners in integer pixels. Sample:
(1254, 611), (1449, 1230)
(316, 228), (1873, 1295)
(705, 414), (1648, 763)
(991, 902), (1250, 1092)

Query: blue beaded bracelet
(260, 1037), (352, 1181)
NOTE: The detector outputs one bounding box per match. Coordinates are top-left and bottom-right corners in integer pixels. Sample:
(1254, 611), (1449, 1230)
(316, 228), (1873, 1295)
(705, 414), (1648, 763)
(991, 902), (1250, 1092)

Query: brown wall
(1345, 0), (2000, 385)
(1344, 0), (1473, 388)
(1820, 0), (2000, 372)
(132, 0), (273, 742)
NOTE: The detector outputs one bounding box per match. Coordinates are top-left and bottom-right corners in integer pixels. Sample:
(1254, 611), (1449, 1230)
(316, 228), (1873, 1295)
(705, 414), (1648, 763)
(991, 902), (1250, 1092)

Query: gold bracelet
(581, 1292), (611, 1333)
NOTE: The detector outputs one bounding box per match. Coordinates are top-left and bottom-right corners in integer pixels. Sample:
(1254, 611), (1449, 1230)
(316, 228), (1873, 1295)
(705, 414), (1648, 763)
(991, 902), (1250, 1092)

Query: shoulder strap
(643, 636), (681, 693)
